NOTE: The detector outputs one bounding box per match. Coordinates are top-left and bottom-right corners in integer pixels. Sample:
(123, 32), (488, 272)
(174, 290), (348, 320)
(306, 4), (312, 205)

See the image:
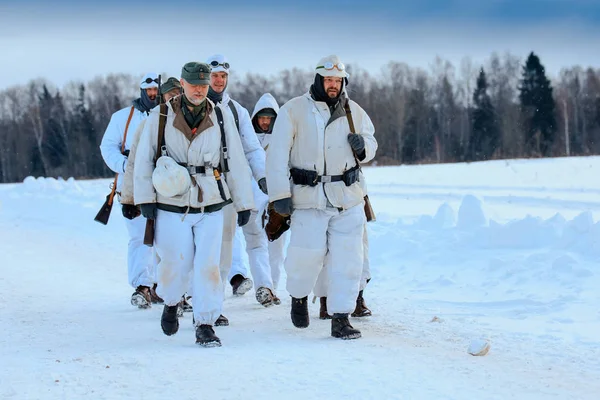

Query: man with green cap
(134, 62), (255, 347)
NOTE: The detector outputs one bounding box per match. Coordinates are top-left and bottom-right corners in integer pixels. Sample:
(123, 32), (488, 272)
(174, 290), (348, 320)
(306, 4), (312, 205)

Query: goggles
(210, 60), (230, 69)
(143, 77), (159, 84)
(316, 62), (345, 71)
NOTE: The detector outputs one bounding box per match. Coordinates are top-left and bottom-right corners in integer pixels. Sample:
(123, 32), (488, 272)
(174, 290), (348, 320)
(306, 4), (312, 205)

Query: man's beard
(188, 95), (205, 105)
(327, 89), (339, 98)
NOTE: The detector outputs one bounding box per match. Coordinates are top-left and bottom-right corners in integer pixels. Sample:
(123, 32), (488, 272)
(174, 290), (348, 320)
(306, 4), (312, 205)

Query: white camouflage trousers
(268, 229), (288, 290)
(228, 214), (288, 290)
(313, 223), (371, 297)
(221, 180), (273, 292)
(123, 210), (156, 289)
(154, 209), (224, 326)
(285, 204), (365, 315)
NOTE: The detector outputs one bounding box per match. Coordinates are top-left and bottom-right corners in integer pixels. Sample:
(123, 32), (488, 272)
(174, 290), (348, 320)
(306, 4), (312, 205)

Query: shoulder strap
(121, 106), (135, 154)
(343, 100), (362, 168)
(155, 103), (168, 163)
(228, 100), (240, 132)
(214, 106), (230, 172)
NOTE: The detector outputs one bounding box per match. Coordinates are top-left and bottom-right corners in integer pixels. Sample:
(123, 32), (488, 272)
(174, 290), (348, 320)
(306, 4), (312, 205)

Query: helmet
(152, 156), (191, 198)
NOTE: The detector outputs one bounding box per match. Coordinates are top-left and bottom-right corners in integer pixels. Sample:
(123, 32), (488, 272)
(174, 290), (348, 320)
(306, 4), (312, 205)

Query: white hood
(251, 93), (279, 150)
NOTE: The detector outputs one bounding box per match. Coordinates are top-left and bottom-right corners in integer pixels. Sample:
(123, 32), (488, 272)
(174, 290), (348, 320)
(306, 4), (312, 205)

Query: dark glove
(122, 204), (141, 220)
(347, 134), (365, 153)
(264, 203), (291, 241)
(273, 197), (293, 216)
(237, 210), (251, 227)
(140, 203), (157, 220)
(122, 149), (130, 157)
(258, 177), (268, 195)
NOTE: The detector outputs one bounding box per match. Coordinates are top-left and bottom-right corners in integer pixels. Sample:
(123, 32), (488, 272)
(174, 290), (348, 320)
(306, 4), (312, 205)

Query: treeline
(0, 51), (599, 183)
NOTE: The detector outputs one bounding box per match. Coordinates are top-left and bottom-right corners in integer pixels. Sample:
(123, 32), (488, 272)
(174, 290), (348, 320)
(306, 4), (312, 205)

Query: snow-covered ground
(1, 156), (599, 399)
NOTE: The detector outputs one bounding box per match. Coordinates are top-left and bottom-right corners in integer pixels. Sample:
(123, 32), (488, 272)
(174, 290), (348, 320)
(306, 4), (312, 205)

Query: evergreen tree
(470, 68), (499, 161)
(519, 52), (557, 156)
(38, 85), (68, 169)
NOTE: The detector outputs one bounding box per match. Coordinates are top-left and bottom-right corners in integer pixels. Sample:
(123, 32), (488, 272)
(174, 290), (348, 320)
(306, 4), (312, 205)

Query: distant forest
(0, 51), (598, 183)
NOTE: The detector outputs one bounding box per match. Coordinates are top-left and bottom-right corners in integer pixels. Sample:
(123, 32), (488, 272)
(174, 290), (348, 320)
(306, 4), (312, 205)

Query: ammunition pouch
(289, 165), (359, 187)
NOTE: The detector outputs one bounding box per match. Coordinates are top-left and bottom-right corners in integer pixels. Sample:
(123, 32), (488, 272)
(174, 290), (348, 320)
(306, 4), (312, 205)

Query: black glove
(122, 149), (130, 157)
(258, 177), (268, 195)
(237, 210), (251, 227)
(140, 203), (157, 220)
(273, 197), (293, 216)
(347, 134), (365, 153)
(122, 204), (141, 220)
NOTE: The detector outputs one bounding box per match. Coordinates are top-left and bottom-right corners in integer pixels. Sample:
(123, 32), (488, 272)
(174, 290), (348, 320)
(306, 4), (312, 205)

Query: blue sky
(1, 0), (599, 90)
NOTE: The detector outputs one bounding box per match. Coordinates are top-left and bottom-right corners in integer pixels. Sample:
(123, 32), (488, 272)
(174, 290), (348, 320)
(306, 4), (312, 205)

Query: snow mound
(457, 195), (487, 229)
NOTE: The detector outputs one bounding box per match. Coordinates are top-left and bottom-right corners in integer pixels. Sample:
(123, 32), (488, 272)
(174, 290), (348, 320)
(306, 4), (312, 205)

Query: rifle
(344, 99), (376, 222)
(94, 175), (118, 225)
(143, 74), (163, 246)
(94, 106), (135, 225)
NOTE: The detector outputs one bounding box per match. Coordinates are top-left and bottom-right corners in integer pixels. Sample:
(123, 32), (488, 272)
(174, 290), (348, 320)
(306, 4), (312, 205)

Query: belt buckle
(320, 175), (332, 183)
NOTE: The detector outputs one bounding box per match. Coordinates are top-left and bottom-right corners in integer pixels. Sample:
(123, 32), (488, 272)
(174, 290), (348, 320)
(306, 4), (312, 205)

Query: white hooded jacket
(250, 93), (280, 151)
(100, 106), (149, 193)
(133, 96), (254, 212)
(266, 92), (377, 210)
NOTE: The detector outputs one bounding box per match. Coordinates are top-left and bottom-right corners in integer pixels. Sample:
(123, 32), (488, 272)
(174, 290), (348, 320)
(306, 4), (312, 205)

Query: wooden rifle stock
(143, 75), (163, 248)
(143, 219), (155, 246)
(94, 175), (118, 225)
(95, 105), (135, 226)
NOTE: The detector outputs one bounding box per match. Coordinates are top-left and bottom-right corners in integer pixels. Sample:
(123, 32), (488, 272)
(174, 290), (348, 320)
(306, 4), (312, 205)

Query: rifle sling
(109, 106), (135, 204)
(155, 103), (168, 163)
(343, 100), (362, 169)
(214, 107), (230, 172)
(227, 100), (240, 132)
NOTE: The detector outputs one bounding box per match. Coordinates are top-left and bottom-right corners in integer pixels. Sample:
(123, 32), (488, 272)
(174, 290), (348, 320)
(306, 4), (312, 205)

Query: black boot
(331, 313), (361, 340)
(195, 324), (222, 347)
(161, 305), (180, 336)
(319, 297), (332, 319)
(291, 296), (309, 328)
(215, 314), (229, 326)
(351, 290), (372, 317)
